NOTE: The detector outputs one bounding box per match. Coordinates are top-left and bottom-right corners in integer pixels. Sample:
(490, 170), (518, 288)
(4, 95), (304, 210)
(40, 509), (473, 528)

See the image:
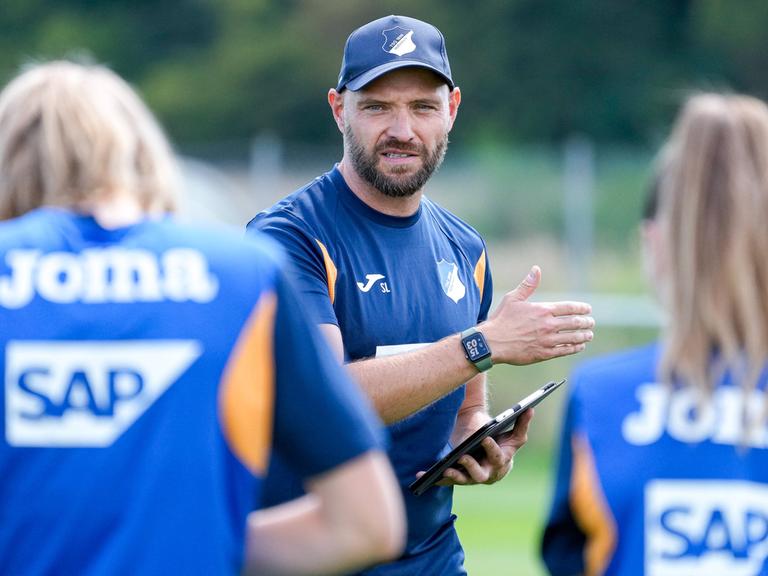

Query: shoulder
(155, 218), (286, 272)
(144, 220), (295, 309)
(572, 342), (660, 380)
(422, 196), (485, 252)
(570, 342), (660, 399)
(0, 209), (61, 249)
(247, 170), (339, 236)
(422, 197), (484, 241)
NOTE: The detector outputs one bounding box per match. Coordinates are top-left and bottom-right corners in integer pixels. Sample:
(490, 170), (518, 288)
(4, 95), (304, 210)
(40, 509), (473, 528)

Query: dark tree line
(2, 0), (766, 148)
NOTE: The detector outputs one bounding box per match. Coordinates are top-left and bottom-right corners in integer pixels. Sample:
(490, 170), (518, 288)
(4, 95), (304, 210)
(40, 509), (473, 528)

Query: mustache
(375, 139), (424, 154)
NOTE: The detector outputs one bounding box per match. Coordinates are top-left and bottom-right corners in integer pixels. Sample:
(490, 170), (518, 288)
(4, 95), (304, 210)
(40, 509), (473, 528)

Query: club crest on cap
(382, 26), (416, 56)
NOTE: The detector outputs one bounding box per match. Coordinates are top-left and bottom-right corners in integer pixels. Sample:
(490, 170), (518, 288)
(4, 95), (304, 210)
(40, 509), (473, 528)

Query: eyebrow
(356, 97), (386, 107)
(412, 97), (443, 106)
(355, 96), (444, 107)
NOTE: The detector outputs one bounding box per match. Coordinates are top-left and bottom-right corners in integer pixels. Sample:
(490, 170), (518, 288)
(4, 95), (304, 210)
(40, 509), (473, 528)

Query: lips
(378, 146), (421, 161)
(379, 151), (420, 168)
(381, 152), (417, 161)
(377, 139), (423, 158)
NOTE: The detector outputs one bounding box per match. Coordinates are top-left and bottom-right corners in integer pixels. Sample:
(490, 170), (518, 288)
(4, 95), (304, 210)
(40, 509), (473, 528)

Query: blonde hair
(0, 61), (178, 219)
(657, 93), (768, 395)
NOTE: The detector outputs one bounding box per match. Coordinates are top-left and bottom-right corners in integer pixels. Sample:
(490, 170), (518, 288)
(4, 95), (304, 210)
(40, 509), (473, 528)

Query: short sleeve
(271, 269), (384, 477)
(477, 242), (494, 323)
(247, 213), (338, 326)
(540, 375), (587, 575)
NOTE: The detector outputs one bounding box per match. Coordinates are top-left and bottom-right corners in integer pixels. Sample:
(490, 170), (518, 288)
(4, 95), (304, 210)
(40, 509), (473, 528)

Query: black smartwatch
(460, 327), (493, 372)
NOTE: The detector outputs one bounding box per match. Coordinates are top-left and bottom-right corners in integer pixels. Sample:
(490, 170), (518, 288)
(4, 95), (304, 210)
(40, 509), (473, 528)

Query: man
(0, 61), (404, 575)
(248, 15), (594, 574)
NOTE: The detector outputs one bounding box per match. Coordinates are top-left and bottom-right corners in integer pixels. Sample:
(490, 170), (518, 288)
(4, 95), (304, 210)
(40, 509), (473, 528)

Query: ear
(328, 89), (345, 134)
(447, 86), (461, 131)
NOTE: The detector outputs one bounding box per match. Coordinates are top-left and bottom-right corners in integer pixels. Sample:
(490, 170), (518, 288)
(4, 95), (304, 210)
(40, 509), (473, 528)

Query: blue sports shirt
(248, 166), (493, 575)
(0, 207), (383, 575)
(542, 342), (768, 576)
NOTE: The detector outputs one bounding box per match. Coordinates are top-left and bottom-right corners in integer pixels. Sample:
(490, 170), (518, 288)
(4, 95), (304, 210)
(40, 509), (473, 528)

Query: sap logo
(5, 340), (201, 447)
(646, 480), (768, 575)
(623, 384), (768, 448)
(0, 248), (219, 309)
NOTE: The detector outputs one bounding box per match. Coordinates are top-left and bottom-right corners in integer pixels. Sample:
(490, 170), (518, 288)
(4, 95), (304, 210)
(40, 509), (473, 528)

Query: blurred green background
(4, 1), (767, 573)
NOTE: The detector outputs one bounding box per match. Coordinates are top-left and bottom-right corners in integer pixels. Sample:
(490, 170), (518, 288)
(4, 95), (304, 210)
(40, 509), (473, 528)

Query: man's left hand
(419, 408), (533, 487)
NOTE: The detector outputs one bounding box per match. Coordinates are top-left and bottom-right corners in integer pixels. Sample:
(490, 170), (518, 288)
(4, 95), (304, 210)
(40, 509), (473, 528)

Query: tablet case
(409, 379), (566, 496)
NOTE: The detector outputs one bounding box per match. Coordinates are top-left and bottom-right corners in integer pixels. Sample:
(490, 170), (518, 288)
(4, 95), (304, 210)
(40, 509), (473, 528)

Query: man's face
(339, 68), (459, 198)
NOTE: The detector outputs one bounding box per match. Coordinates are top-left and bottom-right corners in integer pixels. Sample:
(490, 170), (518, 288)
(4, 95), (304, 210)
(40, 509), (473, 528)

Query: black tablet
(409, 379), (566, 497)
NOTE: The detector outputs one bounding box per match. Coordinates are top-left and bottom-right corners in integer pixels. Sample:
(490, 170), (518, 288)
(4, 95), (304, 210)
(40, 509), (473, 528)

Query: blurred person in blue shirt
(542, 93), (768, 576)
(0, 61), (404, 576)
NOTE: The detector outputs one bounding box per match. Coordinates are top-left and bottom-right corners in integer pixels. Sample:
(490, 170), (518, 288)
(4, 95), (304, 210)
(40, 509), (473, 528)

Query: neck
(77, 192), (152, 229)
(338, 159), (422, 217)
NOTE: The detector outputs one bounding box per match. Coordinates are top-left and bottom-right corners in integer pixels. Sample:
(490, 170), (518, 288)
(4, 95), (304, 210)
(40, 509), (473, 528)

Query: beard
(345, 125), (448, 198)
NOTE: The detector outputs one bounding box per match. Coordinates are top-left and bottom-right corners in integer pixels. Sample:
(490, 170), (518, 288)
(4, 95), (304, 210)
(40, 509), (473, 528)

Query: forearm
(245, 452), (404, 575)
(247, 499), (380, 576)
(318, 264), (595, 425)
(347, 332), (479, 424)
(246, 495), (325, 575)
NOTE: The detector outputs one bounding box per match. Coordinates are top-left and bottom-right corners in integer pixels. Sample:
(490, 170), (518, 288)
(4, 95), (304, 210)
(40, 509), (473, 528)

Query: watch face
(463, 333), (490, 362)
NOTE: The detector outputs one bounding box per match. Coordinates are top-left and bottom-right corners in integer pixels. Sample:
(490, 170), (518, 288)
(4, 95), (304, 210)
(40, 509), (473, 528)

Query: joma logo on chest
(356, 274), (390, 294)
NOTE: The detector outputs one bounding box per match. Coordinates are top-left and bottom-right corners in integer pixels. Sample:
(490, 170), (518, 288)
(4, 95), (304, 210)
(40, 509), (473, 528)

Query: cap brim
(340, 60), (454, 91)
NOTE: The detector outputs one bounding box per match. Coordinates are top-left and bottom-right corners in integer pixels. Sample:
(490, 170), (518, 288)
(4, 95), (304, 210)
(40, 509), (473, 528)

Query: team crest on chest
(437, 259), (465, 303)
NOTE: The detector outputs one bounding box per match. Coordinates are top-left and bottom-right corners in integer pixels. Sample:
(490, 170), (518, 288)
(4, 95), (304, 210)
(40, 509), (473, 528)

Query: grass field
(454, 445), (554, 576)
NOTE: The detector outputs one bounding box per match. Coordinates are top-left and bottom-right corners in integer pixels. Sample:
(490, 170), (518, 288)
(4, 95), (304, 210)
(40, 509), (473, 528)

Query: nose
(385, 109), (415, 142)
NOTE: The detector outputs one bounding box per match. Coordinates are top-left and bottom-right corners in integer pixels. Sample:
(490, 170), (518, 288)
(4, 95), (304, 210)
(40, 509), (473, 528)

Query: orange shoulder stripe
(315, 239), (338, 305)
(473, 249), (487, 300)
(570, 433), (617, 576)
(219, 291), (276, 475)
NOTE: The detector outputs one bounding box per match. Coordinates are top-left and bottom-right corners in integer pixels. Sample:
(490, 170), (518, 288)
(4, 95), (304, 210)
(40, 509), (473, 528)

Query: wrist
(460, 327), (493, 372)
(452, 408), (489, 443)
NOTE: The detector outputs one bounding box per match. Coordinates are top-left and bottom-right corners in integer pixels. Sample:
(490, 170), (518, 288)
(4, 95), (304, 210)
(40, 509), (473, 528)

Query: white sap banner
(375, 343), (431, 357)
(5, 340), (201, 447)
(646, 479), (768, 576)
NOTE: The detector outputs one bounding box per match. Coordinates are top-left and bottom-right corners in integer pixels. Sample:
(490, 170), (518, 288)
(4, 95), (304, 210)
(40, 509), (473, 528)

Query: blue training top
(0, 207), (383, 576)
(542, 342), (768, 576)
(249, 166), (493, 575)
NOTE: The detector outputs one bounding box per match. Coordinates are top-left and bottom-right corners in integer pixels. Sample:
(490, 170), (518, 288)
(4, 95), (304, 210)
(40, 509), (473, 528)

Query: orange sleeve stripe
(569, 434), (617, 576)
(315, 239), (338, 305)
(219, 291), (276, 476)
(473, 249), (486, 300)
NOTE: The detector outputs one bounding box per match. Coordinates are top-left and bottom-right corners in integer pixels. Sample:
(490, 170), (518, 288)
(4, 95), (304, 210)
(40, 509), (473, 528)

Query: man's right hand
(481, 265), (594, 365)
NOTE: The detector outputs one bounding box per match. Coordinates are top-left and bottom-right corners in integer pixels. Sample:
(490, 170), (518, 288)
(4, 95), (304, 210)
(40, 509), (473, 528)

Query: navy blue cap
(336, 15), (454, 92)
